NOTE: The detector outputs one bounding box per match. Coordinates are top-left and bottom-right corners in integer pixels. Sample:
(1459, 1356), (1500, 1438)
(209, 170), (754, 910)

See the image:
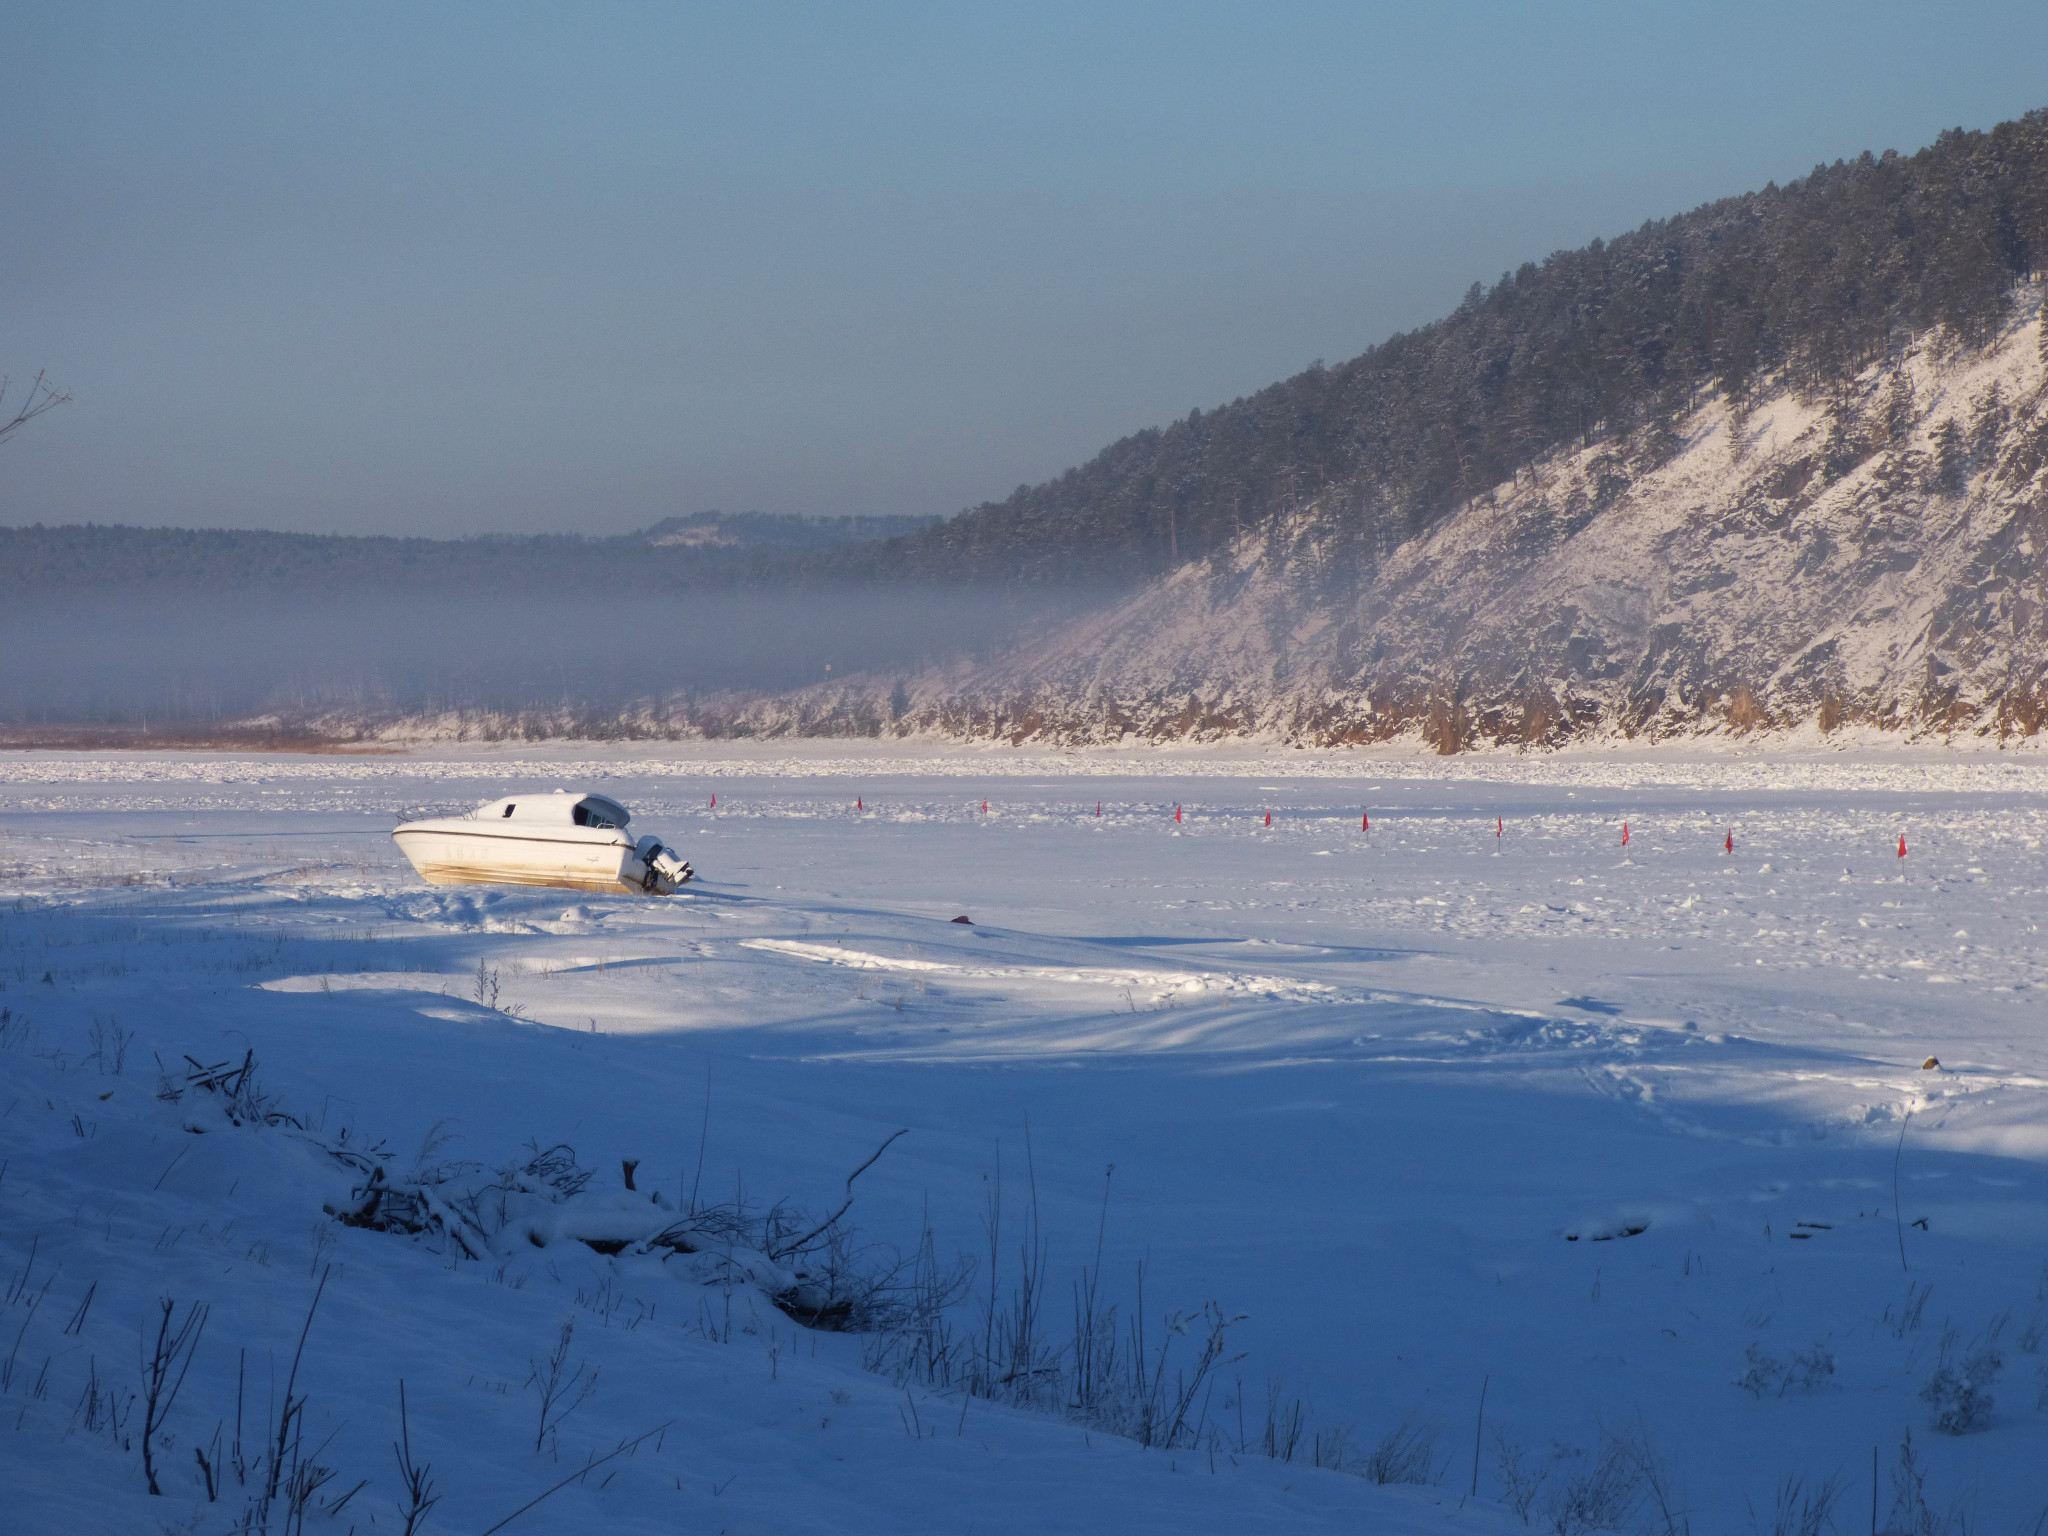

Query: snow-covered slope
(792, 296), (2048, 749)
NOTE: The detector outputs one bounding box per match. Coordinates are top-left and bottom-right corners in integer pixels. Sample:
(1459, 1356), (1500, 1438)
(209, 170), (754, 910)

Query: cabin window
(572, 804), (589, 826)
(502, 804), (516, 817)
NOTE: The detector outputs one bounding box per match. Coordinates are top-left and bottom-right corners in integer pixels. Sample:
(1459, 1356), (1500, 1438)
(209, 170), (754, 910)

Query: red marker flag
(1174, 804), (1182, 824)
(1362, 812), (1370, 832)
(1898, 834), (1907, 858)
(710, 793), (716, 809)
(1622, 821), (1629, 846)
(1095, 801), (1102, 817)
(1725, 830), (1734, 854)
(856, 797), (863, 811)
(982, 799), (989, 814)
(1264, 810), (1272, 828)
(1496, 817), (1502, 838)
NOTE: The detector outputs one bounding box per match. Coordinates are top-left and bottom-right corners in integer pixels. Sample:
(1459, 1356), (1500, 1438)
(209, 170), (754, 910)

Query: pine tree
(1930, 418), (1969, 494)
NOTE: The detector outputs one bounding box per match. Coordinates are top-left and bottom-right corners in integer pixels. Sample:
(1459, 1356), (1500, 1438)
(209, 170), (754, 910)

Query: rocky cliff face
(789, 295), (2046, 750)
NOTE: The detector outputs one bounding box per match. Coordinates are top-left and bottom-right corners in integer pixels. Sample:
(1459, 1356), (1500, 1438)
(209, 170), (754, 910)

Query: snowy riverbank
(1, 746), (2043, 1532)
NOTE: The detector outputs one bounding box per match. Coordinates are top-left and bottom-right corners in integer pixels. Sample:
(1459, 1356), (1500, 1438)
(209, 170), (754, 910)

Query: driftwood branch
(770, 1127), (908, 1262)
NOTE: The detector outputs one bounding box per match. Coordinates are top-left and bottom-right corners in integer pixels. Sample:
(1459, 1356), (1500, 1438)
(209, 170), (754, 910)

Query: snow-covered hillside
(1, 742), (2044, 1532)
(709, 295), (2048, 751)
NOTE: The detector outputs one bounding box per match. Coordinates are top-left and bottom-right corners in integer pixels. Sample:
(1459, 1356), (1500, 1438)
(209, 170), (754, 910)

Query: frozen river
(2, 742), (2044, 1533)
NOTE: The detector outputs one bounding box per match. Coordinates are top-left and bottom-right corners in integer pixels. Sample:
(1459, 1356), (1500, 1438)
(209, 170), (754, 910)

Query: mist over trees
(0, 585), (1105, 730)
(0, 518), (1064, 729)
(0, 517), (1076, 731)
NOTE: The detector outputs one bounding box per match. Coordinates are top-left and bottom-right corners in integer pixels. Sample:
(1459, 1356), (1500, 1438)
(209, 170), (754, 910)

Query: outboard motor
(634, 835), (694, 893)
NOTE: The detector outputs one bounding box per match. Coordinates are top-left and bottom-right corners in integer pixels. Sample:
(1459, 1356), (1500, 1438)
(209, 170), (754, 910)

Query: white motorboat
(392, 789), (694, 894)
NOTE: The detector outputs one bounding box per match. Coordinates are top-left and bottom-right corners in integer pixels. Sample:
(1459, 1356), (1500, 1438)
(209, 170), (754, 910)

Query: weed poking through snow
(1920, 1322), (2002, 1435)
(526, 1318), (600, 1455)
(1735, 1342), (1837, 1398)
(1362, 1409), (1440, 1485)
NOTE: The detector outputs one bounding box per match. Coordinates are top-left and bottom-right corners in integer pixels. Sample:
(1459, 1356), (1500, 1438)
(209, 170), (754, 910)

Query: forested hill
(867, 110), (2048, 587)
(0, 512), (935, 594)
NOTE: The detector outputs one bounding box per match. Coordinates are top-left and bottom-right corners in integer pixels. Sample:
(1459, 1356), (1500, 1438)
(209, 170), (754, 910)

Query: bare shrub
(68, 1353), (131, 1448)
(1363, 1409), (1439, 1485)
(1259, 1381), (1306, 1463)
(527, 1318), (599, 1454)
(251, 1267), (334, 1526)
(2017, 1301), (2043, 1355)
(87, 1016), (131, 1074)
(1495, 1429), (1549, 1523)
(862, 1156), (1242, 1454)
(1310, 1422), (1353, 1470)
(1920, 1323), (2002, 1435)
(394, 1380), (440, 1535)
(1735, 1342), (1836, 1398)
(1622, 1426), (1690, 1536)
(138, 1298), (209, 1495)
(1889, 1281), (1933, 1338)
(1751, 1474), (1839, 1536)
(1545, 1437), (1644, 1536)
(1888, 1429), (1957, 1536)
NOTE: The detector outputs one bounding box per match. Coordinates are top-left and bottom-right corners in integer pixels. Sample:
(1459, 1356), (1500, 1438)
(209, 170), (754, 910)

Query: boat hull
(392, 826), (642, 894)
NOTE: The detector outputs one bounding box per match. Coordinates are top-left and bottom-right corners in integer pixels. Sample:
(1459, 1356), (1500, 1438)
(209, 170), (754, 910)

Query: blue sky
(4, 2), (2046, 537)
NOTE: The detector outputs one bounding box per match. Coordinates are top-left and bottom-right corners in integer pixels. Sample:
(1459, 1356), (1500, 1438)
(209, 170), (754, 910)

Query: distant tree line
(0, 513), (934, 595)
(865, 109), (2048, 586)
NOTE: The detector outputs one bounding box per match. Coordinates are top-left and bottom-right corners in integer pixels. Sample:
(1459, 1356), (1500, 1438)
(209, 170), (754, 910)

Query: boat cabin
(472, 790), (632, 830)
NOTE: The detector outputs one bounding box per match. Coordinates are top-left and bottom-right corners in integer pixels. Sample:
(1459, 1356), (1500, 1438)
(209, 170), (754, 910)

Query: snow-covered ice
(1, 743), (2044, 1532)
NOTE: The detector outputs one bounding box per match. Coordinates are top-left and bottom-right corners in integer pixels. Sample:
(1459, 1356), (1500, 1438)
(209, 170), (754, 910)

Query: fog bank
(0, 586), (1102, 726)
